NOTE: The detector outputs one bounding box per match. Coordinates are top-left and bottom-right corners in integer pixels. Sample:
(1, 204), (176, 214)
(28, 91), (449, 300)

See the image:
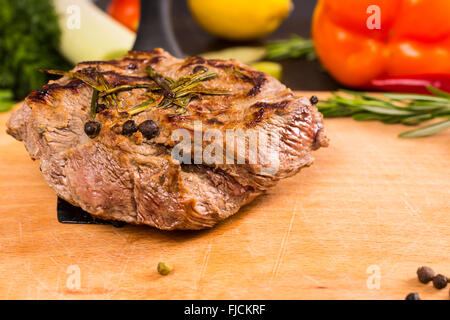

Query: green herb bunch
(318, 86), (450, 138)
(0, 0), (71, 101)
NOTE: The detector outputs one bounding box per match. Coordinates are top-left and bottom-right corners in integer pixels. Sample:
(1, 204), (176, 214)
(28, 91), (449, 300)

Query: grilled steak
(6, 49), (328, 230)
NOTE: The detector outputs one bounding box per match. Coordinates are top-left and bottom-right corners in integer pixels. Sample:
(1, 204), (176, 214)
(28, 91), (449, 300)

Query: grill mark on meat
(181, 56), (208, 69)
(149, 55), (166, 64)
(206, 59), (235, 69)
(223, 66), (267, 96)
(97, 72), (151, 86)
(247, 72), (267, 96)
(27, 80), (86, 104)
(246, 107), (266, 128)
(251, 100), (290, 110)
(245, 101), (290, 127)
(77, 60), (121, 67)
(207, 117), (224, 125)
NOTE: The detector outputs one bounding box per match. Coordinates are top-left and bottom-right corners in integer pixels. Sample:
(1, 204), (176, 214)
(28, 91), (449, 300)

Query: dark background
(96, 0), (339, 90)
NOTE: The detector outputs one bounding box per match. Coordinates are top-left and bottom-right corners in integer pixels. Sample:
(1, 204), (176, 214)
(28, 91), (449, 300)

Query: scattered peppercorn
(310, 95), (319, 105)
(157, 262), (172, 276)
(433, 274), (448, 290)
(122, 120), (138, 136)
(138, 120), (159, 140)
(417, 266), (435, 284)
(96, 103), (108, 114)
(405, 292), (421, 300)
(193, 65), (208, 74)
(84, 121), (101, 138)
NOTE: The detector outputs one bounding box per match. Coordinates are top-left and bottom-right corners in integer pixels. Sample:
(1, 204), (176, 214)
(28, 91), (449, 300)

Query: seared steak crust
(6, 49), (328, 230)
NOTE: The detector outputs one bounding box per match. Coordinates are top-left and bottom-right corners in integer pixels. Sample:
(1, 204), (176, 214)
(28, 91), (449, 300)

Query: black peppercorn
(405, 292), (420, 300)
(122, 120), (138, 136)
(433, 274), (448, 289)
(310, 95), (319, 105)
(138, 120), (160, 140)
(193, 65), (208, 74)
(84, 121), (101, 138)
(417, 266), (435, 284)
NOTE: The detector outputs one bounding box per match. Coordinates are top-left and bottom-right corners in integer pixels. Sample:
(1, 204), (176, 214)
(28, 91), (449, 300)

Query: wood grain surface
(0, 92), (448, 300)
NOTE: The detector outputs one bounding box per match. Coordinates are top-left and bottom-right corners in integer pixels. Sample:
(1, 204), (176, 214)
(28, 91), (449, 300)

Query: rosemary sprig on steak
(318, 86), (450, 138)
(141, 66), (230, 115)
(42, 65), (230, 117)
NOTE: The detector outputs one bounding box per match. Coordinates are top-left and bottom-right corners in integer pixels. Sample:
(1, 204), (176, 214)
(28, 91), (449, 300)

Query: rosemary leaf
(384, 93), (448, 103)
(426, 85), (450, 99)
(406, 104), (447, 111)
(90, 89), (99, 117)
(146, 66), (174, 96)
(401, 113), (433, 126)
(127, 95), (164, 116)
(352, 113), (385, 121)
(359, 105), (415, 116)
(100, 84), (158, 97)
(399, 119), (450, 138)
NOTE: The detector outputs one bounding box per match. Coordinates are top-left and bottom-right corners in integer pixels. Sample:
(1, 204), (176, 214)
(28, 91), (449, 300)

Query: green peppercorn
(122, 120), (138, 136)
(157, 262), (172, 276)
(417, 266), (435, 284)
(138, 120), (159, 140)
(433, 274), (448, 290)
(84, 121), (101, 138)
(405, 292), (420, 300)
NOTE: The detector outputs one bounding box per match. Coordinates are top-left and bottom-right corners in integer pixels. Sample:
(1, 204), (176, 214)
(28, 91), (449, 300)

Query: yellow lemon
(188, 0), (292, 41)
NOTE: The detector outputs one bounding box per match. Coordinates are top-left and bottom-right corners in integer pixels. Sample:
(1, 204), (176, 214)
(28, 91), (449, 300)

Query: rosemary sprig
(90, 89), (99, 117)
(265, 35), (316, 61)
(129, 67), (231, 115)
(318, 86), (450, 138)
(43, 66), (230, 117)
(99, 84), (158, 97)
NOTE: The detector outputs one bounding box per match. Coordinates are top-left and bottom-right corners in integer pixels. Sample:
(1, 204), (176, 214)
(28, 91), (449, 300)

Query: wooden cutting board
(0, 92), (448, 300)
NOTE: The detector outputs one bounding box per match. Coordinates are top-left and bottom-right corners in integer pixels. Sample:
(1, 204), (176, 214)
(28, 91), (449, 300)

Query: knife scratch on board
(270, 199), (298, 283)
(196, 241), (212, 290)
